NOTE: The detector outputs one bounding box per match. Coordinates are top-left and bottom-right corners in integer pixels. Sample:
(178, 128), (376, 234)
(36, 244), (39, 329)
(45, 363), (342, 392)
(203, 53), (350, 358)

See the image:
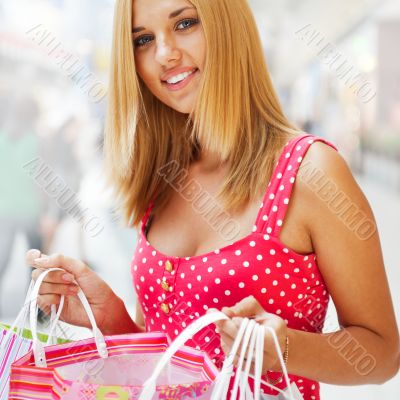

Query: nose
(155, 36), (181, 66)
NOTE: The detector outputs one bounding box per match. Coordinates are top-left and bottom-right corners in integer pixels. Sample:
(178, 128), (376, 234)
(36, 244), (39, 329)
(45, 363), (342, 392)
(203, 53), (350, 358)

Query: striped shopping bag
(9, 268), (301, 400)
(10, 331), (218, 399)
(9, 268), (221, 400)
(1, 279), (69, 400)
(0, 323), (33, 400)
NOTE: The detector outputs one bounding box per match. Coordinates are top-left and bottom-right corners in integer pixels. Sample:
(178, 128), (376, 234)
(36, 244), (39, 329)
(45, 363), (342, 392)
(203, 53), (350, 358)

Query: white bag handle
(213, 319), (259, 400)
(29, 268), (108, 367)
(262, 326), (294, 398)
(46, 299), (65, 345)
(139, 311), (229, 400)
(239, 321), (259, 399)
(212, 319), (296, 400)
(0, 280), (34, 351)
(140, 311), (297, 400)
(253, 323), (265, 399)
(231, 319), (256, 399)
(0, 280), (63, 351)
(211, 316), (251, 399)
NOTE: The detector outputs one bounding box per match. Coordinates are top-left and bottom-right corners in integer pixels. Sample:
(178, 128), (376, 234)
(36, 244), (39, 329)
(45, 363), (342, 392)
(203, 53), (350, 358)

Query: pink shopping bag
(10, 331), (218, 399)
(10, 268), (301, 399)
(1, 279), (67, 400)
(9, 268), (219, 400)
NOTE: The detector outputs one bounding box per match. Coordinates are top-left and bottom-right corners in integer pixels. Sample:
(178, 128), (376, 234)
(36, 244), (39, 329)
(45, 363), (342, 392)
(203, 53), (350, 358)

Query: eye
(176, 18), (199, 30)
(133, 18), (199, 49)
(134, 35), (153, 48)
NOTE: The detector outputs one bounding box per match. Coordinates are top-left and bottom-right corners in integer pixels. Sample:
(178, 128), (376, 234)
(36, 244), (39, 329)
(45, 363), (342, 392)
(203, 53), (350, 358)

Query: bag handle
(0, 280), (34, 351)
(46, 299), (65, 345)
(231, 319), (256, 399)
(261, 326), (295, 399)
(139, 311), (229, 400)
(253, 322), (265, 399)
(211, 316), (251, 399)
(29, 268), (108, 367)
(238, 320), (259, 399)
(212, 319), (296, 400)
(139, 311), (296, 400)
(0, 280), (62, 350)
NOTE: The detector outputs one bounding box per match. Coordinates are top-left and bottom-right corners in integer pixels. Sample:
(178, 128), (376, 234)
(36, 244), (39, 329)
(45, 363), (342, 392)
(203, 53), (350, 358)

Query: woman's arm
(215, 142), (399, 385)
(100, 296), (145, 335)
(286, 142), (399, 384)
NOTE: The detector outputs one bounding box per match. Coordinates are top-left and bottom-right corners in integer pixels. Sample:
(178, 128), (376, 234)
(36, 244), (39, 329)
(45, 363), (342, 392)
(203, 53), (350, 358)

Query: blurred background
(0, 0), (399, 398)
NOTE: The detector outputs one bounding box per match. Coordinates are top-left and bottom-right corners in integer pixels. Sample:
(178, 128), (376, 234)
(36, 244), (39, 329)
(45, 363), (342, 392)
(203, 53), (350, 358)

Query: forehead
(133, 0), (196, 21)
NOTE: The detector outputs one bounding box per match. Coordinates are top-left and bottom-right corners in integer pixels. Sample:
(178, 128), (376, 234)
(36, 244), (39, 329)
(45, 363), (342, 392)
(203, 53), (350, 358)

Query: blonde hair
(104, 0), (301, 227)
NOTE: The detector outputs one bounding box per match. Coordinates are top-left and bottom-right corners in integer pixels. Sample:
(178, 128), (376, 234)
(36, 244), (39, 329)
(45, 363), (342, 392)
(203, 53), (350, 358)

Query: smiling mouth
(161, 68), (199, 85)
(160, 68), (200, 93)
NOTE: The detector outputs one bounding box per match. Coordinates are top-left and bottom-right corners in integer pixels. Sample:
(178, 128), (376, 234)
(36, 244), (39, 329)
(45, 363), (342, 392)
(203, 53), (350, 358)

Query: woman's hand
(26, 249), (127, 334)
(210, 295), (288, 374)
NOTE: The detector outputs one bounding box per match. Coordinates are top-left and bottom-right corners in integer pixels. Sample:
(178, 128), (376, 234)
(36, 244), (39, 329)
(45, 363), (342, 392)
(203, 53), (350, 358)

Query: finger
(221, 306), (235, 318)
(227, 295), (266, 318)
(38, 282), (79, 296)
(221, 328), (255, 357)
(220, 339), (231, 356)
(216, 318), (241, 341)
(32, 268), (75, 284)
(37, 294), (62, 314)
(32, 253), (88, 276)
(26, 249), (42, 266)
(220, 332), (234, 350)
(230, 354), (255, 372)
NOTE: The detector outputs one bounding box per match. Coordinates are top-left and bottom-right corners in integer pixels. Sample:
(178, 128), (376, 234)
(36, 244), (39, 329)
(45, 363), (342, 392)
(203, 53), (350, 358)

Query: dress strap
(255, 134), (339, 237)
(141, 200), (155, 233)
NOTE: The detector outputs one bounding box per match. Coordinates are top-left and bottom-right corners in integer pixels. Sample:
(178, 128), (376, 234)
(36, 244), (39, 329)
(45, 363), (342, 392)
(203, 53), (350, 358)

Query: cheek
(135, 56), (147, 82)
(135, 58), (159, 89)
(193, 31), (206, 69)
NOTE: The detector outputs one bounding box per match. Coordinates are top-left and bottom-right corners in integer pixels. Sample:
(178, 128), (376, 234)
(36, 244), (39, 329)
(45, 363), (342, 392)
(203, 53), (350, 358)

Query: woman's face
(132, 0), (206, 115)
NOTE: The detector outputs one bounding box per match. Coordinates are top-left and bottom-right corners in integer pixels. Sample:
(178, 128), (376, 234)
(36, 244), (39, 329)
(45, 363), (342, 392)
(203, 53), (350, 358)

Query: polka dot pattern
(131, 134), (339, 400)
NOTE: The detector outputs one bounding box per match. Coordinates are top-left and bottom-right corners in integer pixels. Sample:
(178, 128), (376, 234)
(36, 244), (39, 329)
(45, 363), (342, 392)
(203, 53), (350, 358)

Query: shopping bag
(9, 268), (219, 400)
(139, 315), (303, 400)
(0, 325), (32, 400)
(11, 267), (302, 399)
(0, 280), (67, 400)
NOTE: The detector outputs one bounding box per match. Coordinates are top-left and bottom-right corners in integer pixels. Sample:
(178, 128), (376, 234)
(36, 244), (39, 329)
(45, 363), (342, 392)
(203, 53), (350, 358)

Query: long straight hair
(104, 0), (301, 227)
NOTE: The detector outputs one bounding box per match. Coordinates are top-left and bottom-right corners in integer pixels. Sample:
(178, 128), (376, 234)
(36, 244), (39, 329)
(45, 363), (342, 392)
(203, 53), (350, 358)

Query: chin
(168, 102), (195, 115)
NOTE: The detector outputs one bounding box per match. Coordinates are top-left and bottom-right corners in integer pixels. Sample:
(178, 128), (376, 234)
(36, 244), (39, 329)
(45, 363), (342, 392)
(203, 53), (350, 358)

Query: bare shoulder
(301, 140), (350, 180)
(296, 140), (373, 231)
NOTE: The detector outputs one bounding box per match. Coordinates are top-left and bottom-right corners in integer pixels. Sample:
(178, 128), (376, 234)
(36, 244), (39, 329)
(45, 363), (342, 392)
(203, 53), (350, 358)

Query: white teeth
(166, 69), (196, 84)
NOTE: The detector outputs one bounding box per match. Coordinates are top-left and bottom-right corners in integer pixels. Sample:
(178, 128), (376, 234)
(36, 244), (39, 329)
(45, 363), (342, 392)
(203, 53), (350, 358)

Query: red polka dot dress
(131, 133), (339, 400)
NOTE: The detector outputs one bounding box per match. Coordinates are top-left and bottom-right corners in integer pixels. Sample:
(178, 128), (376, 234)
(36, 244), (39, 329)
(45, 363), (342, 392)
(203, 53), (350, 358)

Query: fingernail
(30, 249), (41, 258)
(63, 274), (74, 282)
(34, 257), (49, 265)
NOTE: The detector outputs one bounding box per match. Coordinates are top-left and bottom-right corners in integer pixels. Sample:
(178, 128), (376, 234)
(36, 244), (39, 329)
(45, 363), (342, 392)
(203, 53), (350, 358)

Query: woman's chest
(146, 190), (263, 258)
(145, 176), (313, 258)
(131, 234), (326, 333)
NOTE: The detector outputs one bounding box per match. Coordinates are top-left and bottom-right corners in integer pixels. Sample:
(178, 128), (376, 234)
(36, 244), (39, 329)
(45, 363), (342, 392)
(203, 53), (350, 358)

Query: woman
(28, 0), (399, 399)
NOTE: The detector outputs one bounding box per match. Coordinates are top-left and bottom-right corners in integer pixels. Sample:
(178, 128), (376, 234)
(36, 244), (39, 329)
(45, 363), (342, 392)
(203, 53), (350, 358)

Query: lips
(161, 67), (198, 83)
(161, 68), (199, 92)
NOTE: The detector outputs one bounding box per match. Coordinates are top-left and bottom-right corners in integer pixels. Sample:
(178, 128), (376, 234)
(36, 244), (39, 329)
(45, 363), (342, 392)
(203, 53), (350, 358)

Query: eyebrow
(132, 6), (195, 33)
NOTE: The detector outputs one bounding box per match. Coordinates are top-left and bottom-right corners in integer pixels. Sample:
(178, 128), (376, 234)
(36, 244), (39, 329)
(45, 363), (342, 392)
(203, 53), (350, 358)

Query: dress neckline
(140, 133), (311, 261)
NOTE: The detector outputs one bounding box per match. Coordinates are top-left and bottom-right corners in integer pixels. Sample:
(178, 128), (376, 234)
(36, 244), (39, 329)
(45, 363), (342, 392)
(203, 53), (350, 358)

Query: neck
(193, 149), (228, 173)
